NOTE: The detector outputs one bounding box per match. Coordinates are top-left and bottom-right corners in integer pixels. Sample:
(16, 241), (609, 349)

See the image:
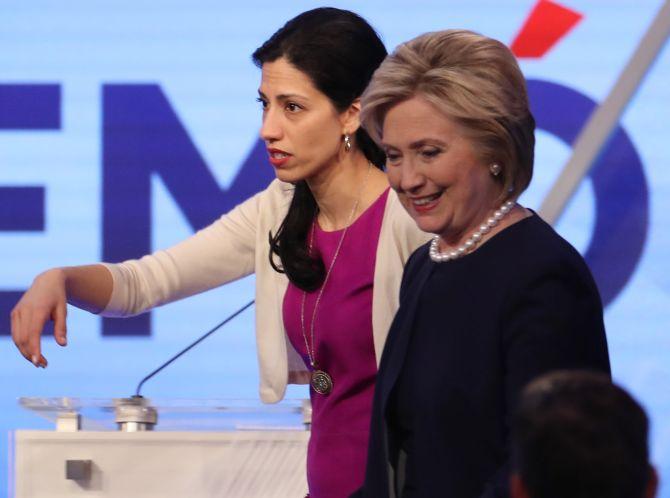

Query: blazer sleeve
(479, 263), (610, 498)
(501, 264), (610, 405)
(99, 182), (274, 317)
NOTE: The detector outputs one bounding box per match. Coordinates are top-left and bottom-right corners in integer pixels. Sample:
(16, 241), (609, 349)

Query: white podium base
(14, 430), (309, 497)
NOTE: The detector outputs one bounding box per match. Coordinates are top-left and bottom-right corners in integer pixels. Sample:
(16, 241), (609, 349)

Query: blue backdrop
(1, 0), (668, 496)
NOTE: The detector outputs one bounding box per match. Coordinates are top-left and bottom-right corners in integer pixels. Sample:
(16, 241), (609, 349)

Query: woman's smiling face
(382, 95), (500, 244)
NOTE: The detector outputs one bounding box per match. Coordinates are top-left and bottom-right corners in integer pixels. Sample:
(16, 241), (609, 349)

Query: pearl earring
(344, 134), (352, 152)
(490, 163), (501, 177)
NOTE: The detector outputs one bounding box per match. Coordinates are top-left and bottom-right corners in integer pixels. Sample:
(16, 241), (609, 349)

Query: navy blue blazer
(353, 214), (611, 498)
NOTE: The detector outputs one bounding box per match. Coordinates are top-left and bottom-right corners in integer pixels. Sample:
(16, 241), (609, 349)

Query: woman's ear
(341, 98), (362, 136)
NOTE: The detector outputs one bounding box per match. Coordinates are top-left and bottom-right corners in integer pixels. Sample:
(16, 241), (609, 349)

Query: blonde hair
(361, 29), (535, 198)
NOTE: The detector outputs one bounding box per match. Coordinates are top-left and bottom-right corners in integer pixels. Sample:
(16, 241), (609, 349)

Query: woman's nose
(260, 108), (282, 142)
(399, 161), (425, 193)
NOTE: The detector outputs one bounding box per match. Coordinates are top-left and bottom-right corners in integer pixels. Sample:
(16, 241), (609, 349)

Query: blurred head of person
(511, 370), (657, 498)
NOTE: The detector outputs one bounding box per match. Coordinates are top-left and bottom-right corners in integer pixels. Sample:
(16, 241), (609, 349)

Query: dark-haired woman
(11, 8), (428, 497)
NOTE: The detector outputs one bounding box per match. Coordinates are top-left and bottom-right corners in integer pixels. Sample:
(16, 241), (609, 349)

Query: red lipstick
(407, 192), (442, 214)
(267, 147), (292, 168)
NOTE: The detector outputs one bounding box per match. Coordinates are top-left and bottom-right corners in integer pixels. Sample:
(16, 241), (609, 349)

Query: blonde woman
(353, 30), (610, 498)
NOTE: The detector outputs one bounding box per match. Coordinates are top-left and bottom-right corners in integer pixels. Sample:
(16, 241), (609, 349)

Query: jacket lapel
(379, 253), (435, 414)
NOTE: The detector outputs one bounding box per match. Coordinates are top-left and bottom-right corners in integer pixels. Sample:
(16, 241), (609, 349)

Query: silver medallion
(311, 370), (333, 395)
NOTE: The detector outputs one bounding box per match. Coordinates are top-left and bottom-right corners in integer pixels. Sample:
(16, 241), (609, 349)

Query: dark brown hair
(253, 7), (387, 290)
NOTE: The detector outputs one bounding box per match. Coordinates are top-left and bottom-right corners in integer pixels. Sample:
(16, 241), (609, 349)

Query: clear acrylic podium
(14, 397), (310, 497)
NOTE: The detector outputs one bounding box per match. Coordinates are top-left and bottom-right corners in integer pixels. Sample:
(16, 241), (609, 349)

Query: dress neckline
(315, 187), (390, 235)
(429, 211), (538, 265)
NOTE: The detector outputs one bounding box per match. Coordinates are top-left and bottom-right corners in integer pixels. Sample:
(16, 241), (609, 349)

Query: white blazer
(101, 179), (429, 403)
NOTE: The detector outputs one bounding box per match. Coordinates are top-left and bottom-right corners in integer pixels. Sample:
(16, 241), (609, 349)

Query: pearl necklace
(429, 200), (515, 263)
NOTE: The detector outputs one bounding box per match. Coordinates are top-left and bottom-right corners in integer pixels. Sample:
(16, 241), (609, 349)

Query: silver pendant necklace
(300, 163), (372, 395)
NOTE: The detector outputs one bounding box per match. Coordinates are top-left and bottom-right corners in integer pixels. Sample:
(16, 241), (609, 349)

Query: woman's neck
(307, 151), (388, 231)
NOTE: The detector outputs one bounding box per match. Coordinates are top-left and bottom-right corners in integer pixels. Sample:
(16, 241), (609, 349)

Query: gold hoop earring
(344, 134), (352, 152)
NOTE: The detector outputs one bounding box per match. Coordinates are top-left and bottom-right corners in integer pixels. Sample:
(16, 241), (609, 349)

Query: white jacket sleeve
(100, 184), (270, 317)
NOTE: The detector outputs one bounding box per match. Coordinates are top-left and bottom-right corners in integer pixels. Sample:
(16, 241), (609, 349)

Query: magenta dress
(283, 189), (389, 498)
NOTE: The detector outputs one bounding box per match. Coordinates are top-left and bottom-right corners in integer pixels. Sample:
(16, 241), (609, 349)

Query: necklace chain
(429, 200), (515, 263)
(300, 163), (372, 369)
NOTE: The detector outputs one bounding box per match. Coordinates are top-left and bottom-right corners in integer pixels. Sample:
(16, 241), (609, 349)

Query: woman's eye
(256, 97), (267, 109)
(386, 153), (401, 164)
(285, 102), (302, 112)
(421, 148), (441, 159)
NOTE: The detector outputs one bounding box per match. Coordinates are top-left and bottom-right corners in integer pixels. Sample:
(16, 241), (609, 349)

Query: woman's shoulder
(490, 213), (598, 290)
(514, 214), (588, 266)
(232, 179), (293, 219)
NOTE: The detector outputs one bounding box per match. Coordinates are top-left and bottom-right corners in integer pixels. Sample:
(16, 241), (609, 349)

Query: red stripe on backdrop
(511, 0), (583, 58)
